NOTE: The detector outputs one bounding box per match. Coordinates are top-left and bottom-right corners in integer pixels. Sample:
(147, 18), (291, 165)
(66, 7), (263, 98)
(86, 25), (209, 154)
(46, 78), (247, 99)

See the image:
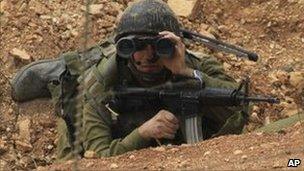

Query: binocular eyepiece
(116, 35), (175, 59)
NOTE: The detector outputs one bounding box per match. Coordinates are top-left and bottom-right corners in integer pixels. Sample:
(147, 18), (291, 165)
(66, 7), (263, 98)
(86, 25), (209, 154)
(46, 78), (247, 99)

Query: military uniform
(11, 0), (247, 162)
(10, 0), (303, 161)
(54, 41), (247, 160)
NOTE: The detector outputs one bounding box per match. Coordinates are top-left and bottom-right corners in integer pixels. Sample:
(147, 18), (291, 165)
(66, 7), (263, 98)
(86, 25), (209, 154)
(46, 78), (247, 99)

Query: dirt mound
(46, 123), (304, 170)
(0, 0), (303, 170)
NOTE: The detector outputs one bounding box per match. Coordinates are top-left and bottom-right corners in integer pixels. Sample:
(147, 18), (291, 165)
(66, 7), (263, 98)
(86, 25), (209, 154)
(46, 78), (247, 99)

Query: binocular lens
(116, 36), (175, 59)
(155, 38), (174, 58)
(116, 38), (135, 58)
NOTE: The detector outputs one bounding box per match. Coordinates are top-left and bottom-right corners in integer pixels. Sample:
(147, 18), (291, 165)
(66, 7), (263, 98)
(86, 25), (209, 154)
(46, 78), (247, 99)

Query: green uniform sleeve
(82, 64), (151, 157)
(196, 54), (238, 89)
(83, 101), (151, 157)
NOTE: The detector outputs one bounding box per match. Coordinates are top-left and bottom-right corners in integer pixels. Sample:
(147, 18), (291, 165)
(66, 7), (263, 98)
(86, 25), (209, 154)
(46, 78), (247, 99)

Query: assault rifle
(106, 78), (279, 144)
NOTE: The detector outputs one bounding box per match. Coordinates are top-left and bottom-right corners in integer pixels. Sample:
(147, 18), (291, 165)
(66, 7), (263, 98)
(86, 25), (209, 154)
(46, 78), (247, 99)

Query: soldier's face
(132, 45), (165, 73)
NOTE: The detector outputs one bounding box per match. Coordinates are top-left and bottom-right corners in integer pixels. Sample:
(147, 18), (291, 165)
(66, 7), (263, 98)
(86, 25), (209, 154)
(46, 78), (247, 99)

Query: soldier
(12, 0), (247, 161)
(76, 0), (247, 159)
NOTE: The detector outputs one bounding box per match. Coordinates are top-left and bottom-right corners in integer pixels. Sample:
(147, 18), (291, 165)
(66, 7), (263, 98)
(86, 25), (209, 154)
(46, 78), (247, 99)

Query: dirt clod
(0, 0), (303, 170)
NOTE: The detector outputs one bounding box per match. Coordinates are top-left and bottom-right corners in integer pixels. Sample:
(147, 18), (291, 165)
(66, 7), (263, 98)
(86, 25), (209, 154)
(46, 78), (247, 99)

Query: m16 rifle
(105, 78), (280, 144)
(111, 27), (276, 144)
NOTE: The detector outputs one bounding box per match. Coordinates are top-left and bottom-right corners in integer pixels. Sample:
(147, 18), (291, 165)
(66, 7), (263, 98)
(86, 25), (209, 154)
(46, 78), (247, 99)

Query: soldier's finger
(158, 122), (178, 135)
(159, 31), (182, 45)
(164, 112), (179, 125)
(160, 116), (179, 131)
(156, 127), (175, 139)
(161, 132), (175, 139)
(161, 34), (182, 45)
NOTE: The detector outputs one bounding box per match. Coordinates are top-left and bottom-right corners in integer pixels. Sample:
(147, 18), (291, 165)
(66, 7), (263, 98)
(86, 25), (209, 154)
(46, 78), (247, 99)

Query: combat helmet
(114, 0), (181, 42)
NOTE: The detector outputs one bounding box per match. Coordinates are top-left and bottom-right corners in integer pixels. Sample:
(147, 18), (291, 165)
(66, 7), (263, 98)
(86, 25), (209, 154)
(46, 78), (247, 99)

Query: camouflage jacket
(77, 41), (245, 157)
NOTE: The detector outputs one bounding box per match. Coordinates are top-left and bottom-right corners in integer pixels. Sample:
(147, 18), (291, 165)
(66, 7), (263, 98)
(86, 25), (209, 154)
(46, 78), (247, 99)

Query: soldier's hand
(159, 31), (194, 77)
(138, 109), (179, 140)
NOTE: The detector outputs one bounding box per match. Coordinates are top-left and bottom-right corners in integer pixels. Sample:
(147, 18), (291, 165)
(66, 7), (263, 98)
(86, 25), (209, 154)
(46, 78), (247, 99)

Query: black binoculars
(116, 35), (175, 59)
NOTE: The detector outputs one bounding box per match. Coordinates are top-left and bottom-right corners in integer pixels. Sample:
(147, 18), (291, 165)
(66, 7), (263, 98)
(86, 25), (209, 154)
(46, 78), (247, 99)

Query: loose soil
(0, 0), (303, 170)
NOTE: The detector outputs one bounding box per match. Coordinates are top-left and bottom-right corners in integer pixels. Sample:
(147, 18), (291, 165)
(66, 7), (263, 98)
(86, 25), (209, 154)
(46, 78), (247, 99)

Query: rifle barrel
(244, 97), (280, 104)
(181, 29), (259, 61)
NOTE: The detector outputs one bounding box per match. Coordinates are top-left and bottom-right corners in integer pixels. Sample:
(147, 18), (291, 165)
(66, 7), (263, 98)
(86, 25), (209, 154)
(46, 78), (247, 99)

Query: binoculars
(116, 35), (175, 59)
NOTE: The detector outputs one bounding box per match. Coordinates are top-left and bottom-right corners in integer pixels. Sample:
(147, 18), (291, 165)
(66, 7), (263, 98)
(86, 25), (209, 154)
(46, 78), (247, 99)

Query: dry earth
(0, 0), (304, 170)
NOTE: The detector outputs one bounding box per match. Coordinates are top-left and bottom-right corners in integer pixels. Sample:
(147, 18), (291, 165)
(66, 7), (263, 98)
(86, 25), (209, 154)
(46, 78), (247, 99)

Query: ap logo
(287, 159), (301, 167)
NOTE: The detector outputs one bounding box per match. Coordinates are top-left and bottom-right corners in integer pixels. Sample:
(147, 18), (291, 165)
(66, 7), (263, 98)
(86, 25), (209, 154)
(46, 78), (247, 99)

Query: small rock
(110, 163), (118, 169)
(0, 140), (7, 155)
(289, 71), (304, 87)
(251, 112), (260, 122)
(200, 23), (210, 31)
(15, 140), (33, 152)
(153, 146), (166, 152)
(278, 129), (287, 134)
(19, 3), (27, 11)
(82, 4), (104, 15)
(223, 62), (231, 71)
(301, 37), (304, 43)
(264, 116), (270, 125)
(203, 151), (211, 156)
(241, 19), (246, 24)
(20, 156), (31, 167)
(10, 48), (31, 61)
(18, 118), (31, 143)
(84, 150), (97, 159)
(168, 0), (199, 17)
(273, 161), (284, 168)
(199, 29), (216, 39)
(218, 25), (230, 34)
(255, 132), (263, 136)
(47, 145), (54, 150)
(40, 15), (52, 20)
(1, 135), (7, 141)
(129, 154), (135, 159)
(281, 101), (299, 116)
(207, 26), (219, 38)
(294, 121), (301, 127)
(61, 30), (71, 39)
(52, 17), (59, 24)
(244, 60), (256, 66)
(36, 166), (45, 171)
(40, 119), (55, 128)
(71, 29), (79, 37)
(0, 0), (8, 13)
(65, 160), (74, 165)
(233, 150), (243, 155)
(109, 2), (123, 16)
(8, 108), (13, 115)
(224, 158), (230, 162)
(178, 160), (190, 168)
(252, 105), (260, 112)
(86, 162), (94, 168)
(170, 148), (179, 153)
(181, 144), (191, 147)
(241, 155), (248, 160)
(29, 1), (49, 15)
(260, 143), (272, 148)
